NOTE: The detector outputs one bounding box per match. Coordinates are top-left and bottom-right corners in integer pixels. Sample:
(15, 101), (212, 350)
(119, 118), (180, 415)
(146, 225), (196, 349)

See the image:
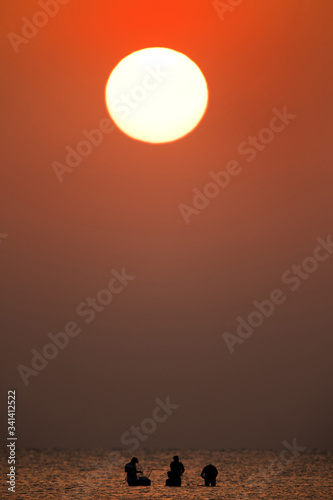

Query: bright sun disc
(105, 47), (209, 144)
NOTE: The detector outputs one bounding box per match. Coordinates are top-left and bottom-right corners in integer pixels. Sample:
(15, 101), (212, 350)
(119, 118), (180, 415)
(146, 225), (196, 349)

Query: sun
(105, 47), (209, 144)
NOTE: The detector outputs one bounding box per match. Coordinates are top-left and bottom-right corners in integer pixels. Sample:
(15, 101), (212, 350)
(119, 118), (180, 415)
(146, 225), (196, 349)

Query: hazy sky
(1, 0), (332, 451)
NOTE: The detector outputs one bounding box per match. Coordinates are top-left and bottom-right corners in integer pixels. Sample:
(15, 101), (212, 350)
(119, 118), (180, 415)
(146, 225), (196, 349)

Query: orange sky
(1, 0), (332, 449)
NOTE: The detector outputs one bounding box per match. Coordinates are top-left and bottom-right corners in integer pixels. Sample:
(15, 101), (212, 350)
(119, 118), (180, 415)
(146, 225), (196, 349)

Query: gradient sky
(1, 0), (332, 450)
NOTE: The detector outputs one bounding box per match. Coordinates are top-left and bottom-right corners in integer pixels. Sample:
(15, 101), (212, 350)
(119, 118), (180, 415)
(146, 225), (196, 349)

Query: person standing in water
(201, 463), (218, 486)
(166, 455), (185, 486)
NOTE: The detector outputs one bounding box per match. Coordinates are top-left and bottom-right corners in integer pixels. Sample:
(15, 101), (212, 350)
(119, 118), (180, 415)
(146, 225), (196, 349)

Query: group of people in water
(125, 455), (218, 487)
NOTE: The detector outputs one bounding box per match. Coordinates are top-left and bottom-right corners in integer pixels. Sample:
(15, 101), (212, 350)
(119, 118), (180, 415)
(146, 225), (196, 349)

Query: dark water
(1, 449), (332, 499)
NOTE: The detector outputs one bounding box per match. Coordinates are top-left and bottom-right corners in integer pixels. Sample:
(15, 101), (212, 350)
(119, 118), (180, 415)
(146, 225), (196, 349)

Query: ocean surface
(1, 448), (332, 499)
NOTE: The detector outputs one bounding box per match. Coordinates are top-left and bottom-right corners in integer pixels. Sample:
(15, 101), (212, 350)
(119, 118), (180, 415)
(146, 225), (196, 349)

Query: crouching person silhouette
(201, 463), (218, 486)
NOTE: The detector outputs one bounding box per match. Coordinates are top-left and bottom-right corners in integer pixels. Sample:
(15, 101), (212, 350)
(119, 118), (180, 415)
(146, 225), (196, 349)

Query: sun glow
(105, 47), (209, 144)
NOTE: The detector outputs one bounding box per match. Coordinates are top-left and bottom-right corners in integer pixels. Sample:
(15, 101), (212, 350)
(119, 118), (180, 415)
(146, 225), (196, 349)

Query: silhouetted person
(201, 463), (218, 486)
(166, 455), (185, 486)
(125, 457), (142, 486)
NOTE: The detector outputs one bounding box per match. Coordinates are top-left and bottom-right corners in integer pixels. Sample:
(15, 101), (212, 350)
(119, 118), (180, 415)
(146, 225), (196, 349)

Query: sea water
(1, 448), (332, 499)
